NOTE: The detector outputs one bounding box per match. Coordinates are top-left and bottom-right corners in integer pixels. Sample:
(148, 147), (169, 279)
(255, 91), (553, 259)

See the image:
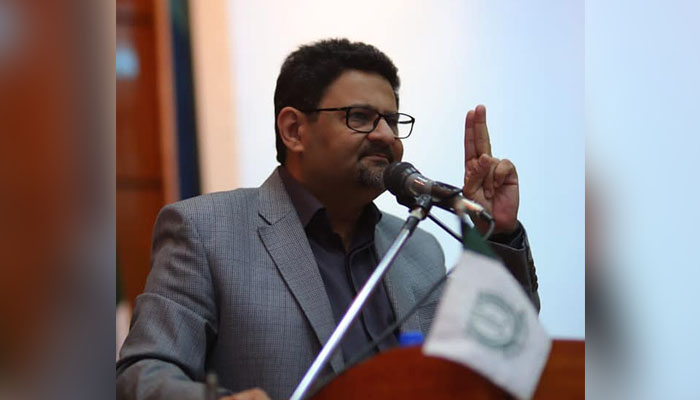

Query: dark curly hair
(273, 38), (400, 164)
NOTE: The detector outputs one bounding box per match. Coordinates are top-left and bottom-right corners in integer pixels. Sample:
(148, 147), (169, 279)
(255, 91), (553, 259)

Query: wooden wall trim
(153, 0), (179, 204)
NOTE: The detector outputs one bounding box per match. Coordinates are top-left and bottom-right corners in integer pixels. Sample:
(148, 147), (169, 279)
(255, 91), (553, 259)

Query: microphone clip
(408, 194), (434, 220)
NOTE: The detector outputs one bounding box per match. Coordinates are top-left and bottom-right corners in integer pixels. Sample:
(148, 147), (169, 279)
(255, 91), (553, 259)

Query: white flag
(423, 250), (551, 400)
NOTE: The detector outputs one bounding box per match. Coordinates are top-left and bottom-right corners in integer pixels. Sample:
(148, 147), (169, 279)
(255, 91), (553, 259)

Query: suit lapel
(375, 219), (422, 333)
(257, 169), (344, 373)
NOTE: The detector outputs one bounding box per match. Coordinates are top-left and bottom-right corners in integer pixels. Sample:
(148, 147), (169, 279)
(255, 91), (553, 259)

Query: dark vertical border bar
(170, 0), (200, 199)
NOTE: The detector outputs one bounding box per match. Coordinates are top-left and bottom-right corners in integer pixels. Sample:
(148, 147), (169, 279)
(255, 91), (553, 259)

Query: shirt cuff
(488, 222), (525, 249)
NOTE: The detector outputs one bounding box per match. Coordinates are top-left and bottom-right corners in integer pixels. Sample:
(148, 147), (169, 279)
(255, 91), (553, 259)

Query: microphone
(383, 162), (493, 222)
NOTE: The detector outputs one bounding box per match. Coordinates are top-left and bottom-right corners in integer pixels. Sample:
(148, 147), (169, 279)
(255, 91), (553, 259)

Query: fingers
(474, 105), (492, 157)
(464, 109), (477, 162)
(464, 154), (492, 196)
(465, 156), (515, 201)
(482, 155), (498, 199)
(463, 105), (498, 200)
(493, 158), (518, 188)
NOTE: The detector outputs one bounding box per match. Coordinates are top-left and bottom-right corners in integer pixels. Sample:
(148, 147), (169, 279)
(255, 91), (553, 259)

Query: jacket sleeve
(487, 223), (541, 312)
(116, 204), (232, 400)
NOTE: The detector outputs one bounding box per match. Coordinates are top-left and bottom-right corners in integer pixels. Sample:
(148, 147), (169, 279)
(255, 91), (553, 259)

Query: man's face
(299, 70), (404, 198)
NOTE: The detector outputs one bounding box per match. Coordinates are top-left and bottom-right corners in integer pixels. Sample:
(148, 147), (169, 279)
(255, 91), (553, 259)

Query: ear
(277, 106), (307, 155)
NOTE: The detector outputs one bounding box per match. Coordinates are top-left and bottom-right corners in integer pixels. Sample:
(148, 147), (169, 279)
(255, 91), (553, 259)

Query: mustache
(359, 144), (395, 163)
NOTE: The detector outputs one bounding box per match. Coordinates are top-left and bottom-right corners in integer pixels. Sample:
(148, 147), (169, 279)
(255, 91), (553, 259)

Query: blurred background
(115, 0), (585, 356)
(10, 0), (700, 399)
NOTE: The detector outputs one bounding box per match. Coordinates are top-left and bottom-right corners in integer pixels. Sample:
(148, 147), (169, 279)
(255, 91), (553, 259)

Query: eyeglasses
(303, 106), (415, 139)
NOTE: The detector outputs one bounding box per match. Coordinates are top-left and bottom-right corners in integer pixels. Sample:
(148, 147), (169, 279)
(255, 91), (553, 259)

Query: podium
(311, 339), (584, 399)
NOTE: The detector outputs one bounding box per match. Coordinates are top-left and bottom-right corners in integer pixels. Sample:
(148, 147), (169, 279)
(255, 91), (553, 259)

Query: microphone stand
(289, 195), (434, 400)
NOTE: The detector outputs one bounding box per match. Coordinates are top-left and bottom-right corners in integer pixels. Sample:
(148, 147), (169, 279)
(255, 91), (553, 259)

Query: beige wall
(189, 0), (239, 193)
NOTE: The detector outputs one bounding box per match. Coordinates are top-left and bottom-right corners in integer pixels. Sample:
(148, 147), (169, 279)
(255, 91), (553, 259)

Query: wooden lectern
(311, 339), (584, 399)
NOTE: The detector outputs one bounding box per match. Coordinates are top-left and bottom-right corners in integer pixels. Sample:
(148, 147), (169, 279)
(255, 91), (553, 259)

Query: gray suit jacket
(116, 169), (539, 400)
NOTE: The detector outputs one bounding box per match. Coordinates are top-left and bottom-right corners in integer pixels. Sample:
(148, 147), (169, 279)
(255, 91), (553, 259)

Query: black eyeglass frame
(302, 106), (415, 139)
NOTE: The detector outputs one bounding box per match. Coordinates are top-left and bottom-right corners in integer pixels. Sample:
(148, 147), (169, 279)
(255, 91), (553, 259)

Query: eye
(348, 109), (374, 123)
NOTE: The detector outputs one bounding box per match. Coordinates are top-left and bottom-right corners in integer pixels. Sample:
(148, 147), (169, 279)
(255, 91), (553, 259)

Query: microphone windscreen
(383, 162), (424, 209)
(383, 161), (416, 197)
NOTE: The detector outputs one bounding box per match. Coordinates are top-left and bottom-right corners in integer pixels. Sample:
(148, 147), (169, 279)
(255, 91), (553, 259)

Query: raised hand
(463, 105), (519, 235)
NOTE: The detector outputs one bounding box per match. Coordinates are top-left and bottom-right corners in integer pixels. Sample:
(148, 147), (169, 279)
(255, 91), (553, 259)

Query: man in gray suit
(117, 39), (539, 400)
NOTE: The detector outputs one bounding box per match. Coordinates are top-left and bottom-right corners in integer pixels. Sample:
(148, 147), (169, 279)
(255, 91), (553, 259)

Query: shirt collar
(277, 166), (382, 228)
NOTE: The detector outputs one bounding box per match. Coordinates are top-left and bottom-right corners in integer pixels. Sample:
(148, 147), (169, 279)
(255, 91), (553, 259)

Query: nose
(366, 117), (396, 145)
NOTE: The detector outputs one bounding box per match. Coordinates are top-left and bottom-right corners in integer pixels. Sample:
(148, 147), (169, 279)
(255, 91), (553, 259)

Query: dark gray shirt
(278, 167), (399, 362)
